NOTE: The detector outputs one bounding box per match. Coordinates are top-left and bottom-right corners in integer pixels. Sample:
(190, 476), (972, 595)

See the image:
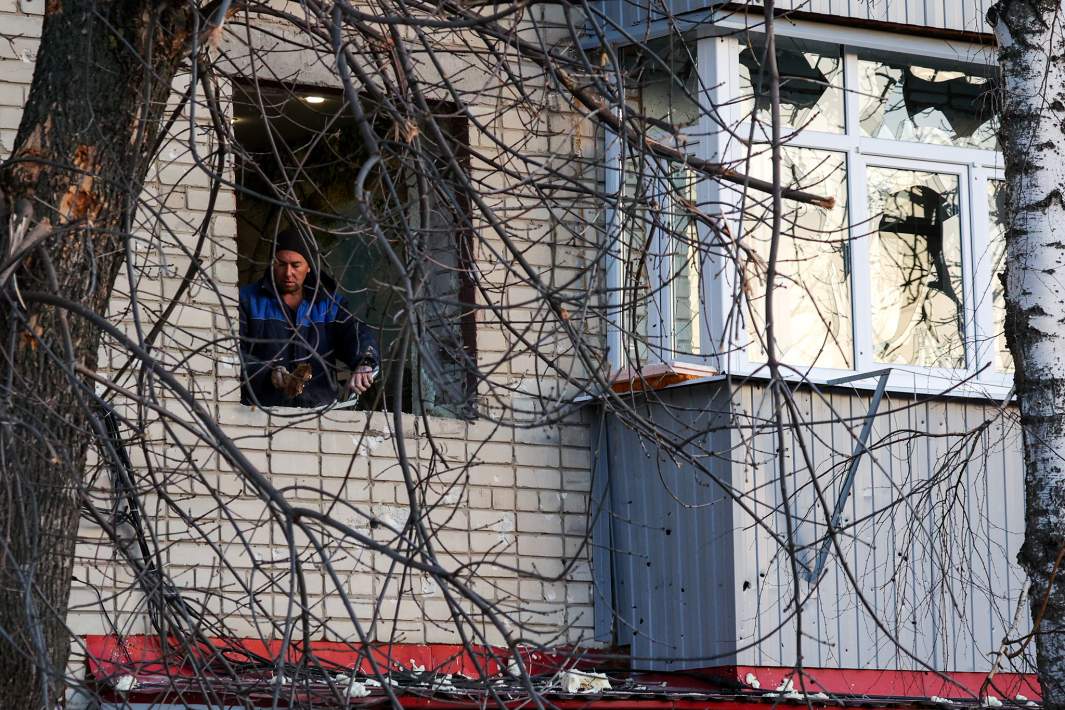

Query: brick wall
(0, 0), (599, 653)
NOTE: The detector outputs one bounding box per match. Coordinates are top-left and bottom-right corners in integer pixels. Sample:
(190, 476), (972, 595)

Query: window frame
(230, 79), (480, 416)
(608, 24), (1010, 399)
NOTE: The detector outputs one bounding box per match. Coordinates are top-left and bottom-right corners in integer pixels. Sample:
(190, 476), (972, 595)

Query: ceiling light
(303, 95), (326, 104)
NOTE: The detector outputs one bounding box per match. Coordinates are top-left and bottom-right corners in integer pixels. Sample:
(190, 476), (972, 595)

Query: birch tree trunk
(0, 1), (192, 706)
(993, 2), (1065, 704)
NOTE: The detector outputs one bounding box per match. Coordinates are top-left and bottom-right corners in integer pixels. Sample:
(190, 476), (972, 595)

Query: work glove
(271, 363), (313, 398)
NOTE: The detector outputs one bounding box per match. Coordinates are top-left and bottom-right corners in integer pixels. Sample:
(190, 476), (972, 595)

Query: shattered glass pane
(867, 167), (965, 367)
(739, 39), (845, 135)
(986, 179), (1012, 370)
(859, 55), (997, 150)
(745, 148), (852, 368)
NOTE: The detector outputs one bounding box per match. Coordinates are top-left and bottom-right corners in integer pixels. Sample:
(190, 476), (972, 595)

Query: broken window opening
(739, 36), (845, 136)
(868, 167), (964, 368)
(232, 80), (477, 418)
(858, 52), (998, 150)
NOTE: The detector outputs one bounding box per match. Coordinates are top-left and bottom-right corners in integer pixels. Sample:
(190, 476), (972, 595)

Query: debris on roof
(84, 635), (1042, 709)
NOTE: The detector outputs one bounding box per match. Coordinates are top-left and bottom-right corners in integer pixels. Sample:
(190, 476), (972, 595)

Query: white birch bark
(994, 2), (1065, 704)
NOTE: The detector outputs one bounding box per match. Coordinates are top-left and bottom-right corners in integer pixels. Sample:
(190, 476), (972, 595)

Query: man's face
(272, 250), (310, 294)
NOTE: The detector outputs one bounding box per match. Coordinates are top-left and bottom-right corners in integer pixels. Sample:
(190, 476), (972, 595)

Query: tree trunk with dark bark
(993, 1), (1065, 706)
(0, 1), (192, 706)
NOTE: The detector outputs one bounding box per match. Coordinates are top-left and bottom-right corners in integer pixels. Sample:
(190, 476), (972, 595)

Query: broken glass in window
(867, 167), (965, 367)
(986, 179), (1011, 371)
(745, 147), (852, 369)
(739, 39), (845, 135)
(859, 55), (998, 150)
(623, 35), (700, 153)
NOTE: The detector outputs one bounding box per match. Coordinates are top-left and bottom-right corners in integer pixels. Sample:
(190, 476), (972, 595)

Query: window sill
(589, 359), (1014, 405)
(609, 360), (720, 394)
(687, 361), (1015, 404)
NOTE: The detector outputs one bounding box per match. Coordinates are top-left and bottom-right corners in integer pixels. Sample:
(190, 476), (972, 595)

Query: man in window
(238, 228), (379, 408)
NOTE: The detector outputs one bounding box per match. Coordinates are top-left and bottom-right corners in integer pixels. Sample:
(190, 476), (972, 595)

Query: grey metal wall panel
(596, 383), (738, 670)
(594, 0), (995, 35)
(729, 382), (1029, 672)
(598, 379), (1028, 673)
(591, 415), (616, 644)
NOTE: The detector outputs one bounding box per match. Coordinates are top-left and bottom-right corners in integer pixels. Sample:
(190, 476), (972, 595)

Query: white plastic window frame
(604, 41), (719, 375)
(659, 24), (1010, 399)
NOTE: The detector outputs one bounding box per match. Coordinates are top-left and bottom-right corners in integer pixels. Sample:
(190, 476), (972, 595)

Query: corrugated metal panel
(597, 380), (1029, 673)
(594, 0), (995, 35)
(731, 382), (1029, 672)
(597, 383), (737, 670)
(591, 415), (616, 644)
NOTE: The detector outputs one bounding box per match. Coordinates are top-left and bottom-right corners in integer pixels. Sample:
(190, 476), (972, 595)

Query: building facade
(590, 0), (1032, 696)
(1, 0), (603, 681)
(0, 0), (1038, 703)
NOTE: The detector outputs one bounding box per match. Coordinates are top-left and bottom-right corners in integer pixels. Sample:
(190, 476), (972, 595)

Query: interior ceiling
(232, 82), (356, 155)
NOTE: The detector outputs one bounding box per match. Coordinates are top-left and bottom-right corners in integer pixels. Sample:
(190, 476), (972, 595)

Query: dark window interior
(232, 81), (477, 417)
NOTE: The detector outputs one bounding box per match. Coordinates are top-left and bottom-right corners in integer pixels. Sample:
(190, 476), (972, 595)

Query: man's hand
(348, 365), (375, 396)
(270, 366), (290, 392)
(271, 364), (313, 398)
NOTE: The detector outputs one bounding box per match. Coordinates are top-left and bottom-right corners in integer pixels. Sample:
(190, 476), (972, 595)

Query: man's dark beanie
(273, 228), (314, 264)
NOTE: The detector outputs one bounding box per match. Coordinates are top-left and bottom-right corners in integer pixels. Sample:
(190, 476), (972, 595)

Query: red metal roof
(82, 636), (1041, 709)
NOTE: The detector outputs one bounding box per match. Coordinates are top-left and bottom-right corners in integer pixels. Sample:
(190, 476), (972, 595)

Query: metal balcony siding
(593, 380), (1028, 672)
(592, 0), (995, 37)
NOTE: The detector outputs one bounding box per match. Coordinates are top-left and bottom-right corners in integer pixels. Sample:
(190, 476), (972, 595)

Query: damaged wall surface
(594, 380), (1027, 673)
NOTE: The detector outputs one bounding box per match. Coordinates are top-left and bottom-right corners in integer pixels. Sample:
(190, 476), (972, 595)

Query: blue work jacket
(238, 272), (379, 408)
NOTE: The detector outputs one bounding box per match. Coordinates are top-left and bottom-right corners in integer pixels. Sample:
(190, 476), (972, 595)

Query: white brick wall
(0, 0), (599, 650)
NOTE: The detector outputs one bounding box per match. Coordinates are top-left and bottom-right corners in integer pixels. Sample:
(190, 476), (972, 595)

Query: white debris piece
(764, 678), (810, 702)
(334, 673), (375, 698)
(507, 657), (522, 676)
(809, 692), (830, 700)
(982, 696), (1003, 708)
(744, 673), (761, 689)
(113, 675), (139, 692)
(345, 681), (374, 698)
(930, 696), (951, 704)
(408, 659), (425, 673)
(268, 673), (291, 685)
(347, 683), (371, 698)
(560, 670), (612, 694)
(1015, 696), (1037, 706)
